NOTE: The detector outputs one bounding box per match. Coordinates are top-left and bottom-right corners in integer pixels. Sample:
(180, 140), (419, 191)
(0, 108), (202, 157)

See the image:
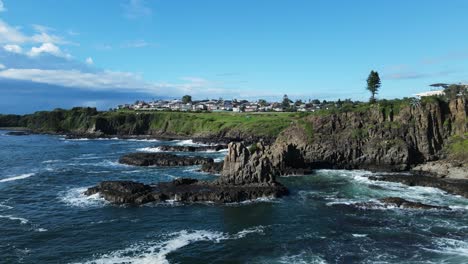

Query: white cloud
(0, 20), (27, 44)
(0, 68), (233, 97)
(85, 57), (94, 65)
(0, 63), (5, 69)
(3, 44), (23, 54)
(123, 0), (152, 19)
(27, 42), (71, 58)
(0, 0), (6, 12)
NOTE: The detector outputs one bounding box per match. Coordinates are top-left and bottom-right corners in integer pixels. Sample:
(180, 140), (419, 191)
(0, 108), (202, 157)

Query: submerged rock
(119, 153), (213, 167)
(6, 131), (31, 136)
(85, 178), (288, 204)
(369, 174), (468, 198)
(339, 197), (451, 210)
(157, 145), (228, 152)
(377, 197), (450, 210)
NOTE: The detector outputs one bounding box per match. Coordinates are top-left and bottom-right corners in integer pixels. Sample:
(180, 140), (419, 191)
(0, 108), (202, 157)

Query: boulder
(200, 161), (224, 174)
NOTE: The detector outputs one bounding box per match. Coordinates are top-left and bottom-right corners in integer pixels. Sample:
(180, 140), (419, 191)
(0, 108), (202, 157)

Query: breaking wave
(59, 187), (108, 208)
(0, 173), (36, 183)
(76, 226), (266, 264)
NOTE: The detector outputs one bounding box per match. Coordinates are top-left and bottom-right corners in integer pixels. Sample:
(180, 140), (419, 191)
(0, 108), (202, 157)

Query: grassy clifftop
(0, 108), (297, 138)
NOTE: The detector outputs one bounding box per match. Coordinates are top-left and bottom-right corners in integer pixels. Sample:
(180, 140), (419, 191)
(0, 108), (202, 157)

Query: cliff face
(223, 99), (467, 175)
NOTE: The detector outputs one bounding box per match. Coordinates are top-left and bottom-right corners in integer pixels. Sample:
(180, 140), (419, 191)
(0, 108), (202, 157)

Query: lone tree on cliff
(366, 70), (381, 103)
(182, 95), (192, 104)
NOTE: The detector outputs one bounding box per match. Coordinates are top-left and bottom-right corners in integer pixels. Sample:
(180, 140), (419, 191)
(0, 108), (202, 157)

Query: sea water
(0, 131), (467, 263)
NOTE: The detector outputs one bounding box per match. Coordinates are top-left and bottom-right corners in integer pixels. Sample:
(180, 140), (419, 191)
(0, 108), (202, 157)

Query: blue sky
(0, 0), (467, 113)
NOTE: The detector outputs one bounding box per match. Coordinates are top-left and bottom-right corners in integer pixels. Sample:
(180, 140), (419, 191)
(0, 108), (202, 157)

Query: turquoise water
(1, 131), (467, 264)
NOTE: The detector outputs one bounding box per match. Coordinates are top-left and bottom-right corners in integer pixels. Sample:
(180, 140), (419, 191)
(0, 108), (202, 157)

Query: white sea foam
(137, 147), (162, 153)
(0, 173), (35, 183)
(0, 201), (13, 210)
(213, 157), (224, 162)
(352, 233), (368, 238)
(277, 252), (328, 264)
(173, 139), (208, 146)
(0, 214), (29, 224)
(60, 187), (108, 208)
(425, 238), (468, 257)
(42, 159), (61, 164)
(317, 169), (468, 210)
(77, 226), (265, 264)
(36, 228), (48, 232)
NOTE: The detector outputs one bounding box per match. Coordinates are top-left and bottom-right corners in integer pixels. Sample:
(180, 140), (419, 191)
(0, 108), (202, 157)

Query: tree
(258, 99), (267, 107)
(366, 70), (381, 103)
(282, 94), (291, 109)
(182, 95), (192, 104)
(294, 99), (303, 106)
(444, 84), (467, 100)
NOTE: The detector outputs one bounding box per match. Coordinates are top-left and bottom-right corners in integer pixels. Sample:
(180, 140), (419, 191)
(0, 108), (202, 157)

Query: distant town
(117, 95), (349, 113)
(116, 82), (466, 113)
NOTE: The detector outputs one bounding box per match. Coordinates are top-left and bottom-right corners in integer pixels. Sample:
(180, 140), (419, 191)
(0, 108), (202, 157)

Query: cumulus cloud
(3, 44), (23, 54)
(0, 20), (28, 44)
(85, 57), (94, 65)
(0, 63), (5, 69)
(27, 43), (71, 58)
(123, 0), (152, 19)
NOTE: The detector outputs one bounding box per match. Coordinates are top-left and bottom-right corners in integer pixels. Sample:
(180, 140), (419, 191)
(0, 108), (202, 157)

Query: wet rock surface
(345, 197), (451, 210)
(85, 178), (288, 204)
(119, 152), (213, 167)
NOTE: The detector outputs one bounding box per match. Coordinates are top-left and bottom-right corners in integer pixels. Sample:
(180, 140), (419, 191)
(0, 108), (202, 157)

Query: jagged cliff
(223, 99), (467, 177)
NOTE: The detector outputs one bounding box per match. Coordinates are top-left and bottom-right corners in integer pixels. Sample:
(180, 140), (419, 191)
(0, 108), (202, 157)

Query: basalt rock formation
(119, 153), (213, 167)
(86, 143), (288, 204)
(245, 98), (467, 175)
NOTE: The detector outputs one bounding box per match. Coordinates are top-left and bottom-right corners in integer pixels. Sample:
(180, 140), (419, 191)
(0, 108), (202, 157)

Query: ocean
(1, 130), (467, 263)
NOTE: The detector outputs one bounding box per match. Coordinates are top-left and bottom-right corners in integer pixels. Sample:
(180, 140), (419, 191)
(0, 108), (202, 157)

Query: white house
(414, 90), (444, 98)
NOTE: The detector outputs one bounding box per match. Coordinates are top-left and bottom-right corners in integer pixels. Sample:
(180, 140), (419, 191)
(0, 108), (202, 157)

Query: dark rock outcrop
(85, 178), (288, 205)
(119, 153), (213, 167)
(378, 197), (450, 210)
(369, 174), (468, 198)
(157, 145), (227, 152)
(6, 131), (31, 136)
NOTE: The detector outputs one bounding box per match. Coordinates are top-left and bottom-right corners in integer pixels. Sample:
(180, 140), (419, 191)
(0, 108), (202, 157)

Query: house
(414, 90), (444, 98)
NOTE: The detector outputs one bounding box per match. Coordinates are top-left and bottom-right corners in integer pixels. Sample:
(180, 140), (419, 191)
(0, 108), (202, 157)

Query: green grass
(446, 133), (468, 161)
